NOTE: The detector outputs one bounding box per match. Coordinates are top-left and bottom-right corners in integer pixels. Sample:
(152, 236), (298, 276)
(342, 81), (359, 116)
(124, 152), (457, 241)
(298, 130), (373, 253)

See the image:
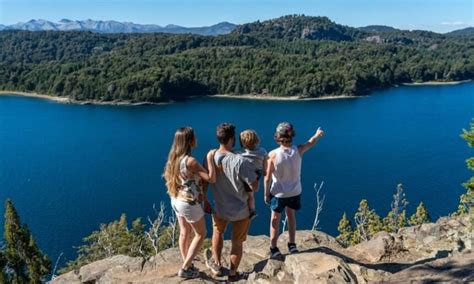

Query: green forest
(1, 15), (473, 103)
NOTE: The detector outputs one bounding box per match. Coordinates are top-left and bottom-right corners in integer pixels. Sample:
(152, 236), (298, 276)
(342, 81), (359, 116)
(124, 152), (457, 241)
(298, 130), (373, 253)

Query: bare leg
(285, 207), (296, 244)
(177, 216), (192, 261)
(182, 217), (207, 269)
(270, 211), (281, 248)
(229, 241), (243, 276)
(212, 229), (224, 266)
(248, 192), (255, 211)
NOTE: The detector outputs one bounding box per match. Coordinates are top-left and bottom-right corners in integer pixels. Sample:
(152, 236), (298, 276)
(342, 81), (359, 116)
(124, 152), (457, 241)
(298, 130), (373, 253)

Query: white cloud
(440, 21), (468, 26)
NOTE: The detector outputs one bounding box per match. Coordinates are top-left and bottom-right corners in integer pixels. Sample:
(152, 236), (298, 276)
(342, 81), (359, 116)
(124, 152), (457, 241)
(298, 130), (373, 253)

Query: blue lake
(1, 82), (473, 266)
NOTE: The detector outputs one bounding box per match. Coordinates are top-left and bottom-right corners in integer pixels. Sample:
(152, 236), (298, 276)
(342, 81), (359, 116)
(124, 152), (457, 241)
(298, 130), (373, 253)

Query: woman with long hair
(163, 127), (216, 279)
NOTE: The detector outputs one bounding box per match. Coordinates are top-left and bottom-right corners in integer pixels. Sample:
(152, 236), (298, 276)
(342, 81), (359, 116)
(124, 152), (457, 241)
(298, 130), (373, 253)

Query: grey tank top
(210, 151), (253, 221)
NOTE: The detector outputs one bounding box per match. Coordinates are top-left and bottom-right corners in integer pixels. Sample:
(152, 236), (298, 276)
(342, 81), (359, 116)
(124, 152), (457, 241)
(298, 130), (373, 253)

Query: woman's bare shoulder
(186, 156), (199, 167)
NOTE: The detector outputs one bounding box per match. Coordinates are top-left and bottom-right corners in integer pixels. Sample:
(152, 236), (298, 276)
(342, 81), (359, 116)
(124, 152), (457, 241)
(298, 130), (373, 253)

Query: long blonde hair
(163, 127), (195, 197)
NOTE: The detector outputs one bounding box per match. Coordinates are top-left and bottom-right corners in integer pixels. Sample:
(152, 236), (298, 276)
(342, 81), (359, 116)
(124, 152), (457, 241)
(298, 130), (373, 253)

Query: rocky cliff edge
(51, 215), (473, 283)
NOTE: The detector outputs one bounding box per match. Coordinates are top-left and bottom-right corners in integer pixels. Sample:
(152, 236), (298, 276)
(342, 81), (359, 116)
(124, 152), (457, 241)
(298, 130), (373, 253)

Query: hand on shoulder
(187, 156), (199, 167)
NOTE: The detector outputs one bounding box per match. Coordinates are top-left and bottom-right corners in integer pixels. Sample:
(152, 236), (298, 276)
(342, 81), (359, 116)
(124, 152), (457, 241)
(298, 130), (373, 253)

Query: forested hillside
(1, 15), (473, 103)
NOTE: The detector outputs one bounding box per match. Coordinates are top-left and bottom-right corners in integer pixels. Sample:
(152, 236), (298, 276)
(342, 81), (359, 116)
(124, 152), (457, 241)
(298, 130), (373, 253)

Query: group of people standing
(163, 122), (324, 281)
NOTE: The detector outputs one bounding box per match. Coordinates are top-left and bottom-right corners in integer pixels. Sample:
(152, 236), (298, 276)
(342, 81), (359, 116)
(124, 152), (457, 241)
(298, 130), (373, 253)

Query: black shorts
(270, 194), (301, 213)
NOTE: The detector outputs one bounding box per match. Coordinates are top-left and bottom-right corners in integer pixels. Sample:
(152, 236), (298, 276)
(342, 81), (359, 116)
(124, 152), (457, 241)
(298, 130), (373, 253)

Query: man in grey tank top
(204, 123), (258, 282)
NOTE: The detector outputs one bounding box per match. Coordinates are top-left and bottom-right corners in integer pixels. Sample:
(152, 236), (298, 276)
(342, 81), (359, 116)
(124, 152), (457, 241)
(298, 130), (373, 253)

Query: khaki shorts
(212, 214), (250, 243)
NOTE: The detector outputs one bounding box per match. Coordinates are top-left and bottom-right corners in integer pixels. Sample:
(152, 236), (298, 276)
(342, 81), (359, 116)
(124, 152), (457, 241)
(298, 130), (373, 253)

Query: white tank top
(270, 145), (302, 198)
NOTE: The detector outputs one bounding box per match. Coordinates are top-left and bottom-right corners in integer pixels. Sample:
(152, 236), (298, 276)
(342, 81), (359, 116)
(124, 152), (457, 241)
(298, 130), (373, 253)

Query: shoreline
(0, 91), (71, 103)
(209, 94), (359, 101)
(1, 79), (471, 105)
(0, 91), (169, 106)
(401, 79), (472, 86)
(0, 90), (360, 104)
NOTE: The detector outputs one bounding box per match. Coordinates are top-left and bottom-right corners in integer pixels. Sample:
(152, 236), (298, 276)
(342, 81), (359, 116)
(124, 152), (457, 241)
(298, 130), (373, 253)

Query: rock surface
(51, 216), (473, 283)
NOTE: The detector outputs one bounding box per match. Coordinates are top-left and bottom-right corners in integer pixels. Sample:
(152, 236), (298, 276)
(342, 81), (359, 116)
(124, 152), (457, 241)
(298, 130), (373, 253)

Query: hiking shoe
(269, 246), (282, 259)
(189, 263), (199, 273)
(288, 242), (299, 254)
(178, 266), (200, 279)
(228, 271), (248, 282)
(249, 210), (258, 221)
(204, 248), (222, 277)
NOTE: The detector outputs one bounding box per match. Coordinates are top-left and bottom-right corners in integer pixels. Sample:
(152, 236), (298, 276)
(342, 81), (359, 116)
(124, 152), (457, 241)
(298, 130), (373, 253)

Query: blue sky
(0, 0), (472, 32)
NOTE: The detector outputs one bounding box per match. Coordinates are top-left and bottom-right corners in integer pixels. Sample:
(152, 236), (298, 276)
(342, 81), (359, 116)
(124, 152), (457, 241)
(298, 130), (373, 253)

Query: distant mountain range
(0, 18), (472, 36)
(358, 25), (474, 35)
(446, 27), (474, 36)
(0, 19), (236, 35)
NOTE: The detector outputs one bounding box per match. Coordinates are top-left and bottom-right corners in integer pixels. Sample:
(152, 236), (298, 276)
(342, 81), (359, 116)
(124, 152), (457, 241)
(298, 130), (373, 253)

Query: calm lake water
(1, 82), (473, 266)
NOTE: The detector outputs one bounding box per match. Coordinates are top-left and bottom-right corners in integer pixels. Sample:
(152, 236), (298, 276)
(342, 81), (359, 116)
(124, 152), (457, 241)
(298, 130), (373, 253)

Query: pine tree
(351, 228), (362, 246)
(409, 202), (431, 226)
(3, 199), (51, 283)
(367, 211), (383, 238)
(336, 212), (353, 247)
(23, 227), (51, 284)
(61, 213), (152, 273)
(383, 184), (408, 232)
(397, 210), (407, 229)
(4, 199), (29, 283)
(383, 211), (397, 233)
(0, 250), (7, 283)
(352, 199), (383, 244)
(456, 120), (474, 216)
(130, 218), (148, 256)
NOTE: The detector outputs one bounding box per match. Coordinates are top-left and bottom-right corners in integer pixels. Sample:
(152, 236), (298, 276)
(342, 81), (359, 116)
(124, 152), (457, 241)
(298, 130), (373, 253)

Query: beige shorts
(171, 198), (204, 223)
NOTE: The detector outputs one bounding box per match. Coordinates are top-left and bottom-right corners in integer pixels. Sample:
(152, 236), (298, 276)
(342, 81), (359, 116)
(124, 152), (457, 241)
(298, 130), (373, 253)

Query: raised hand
(316, 127), (325, 138)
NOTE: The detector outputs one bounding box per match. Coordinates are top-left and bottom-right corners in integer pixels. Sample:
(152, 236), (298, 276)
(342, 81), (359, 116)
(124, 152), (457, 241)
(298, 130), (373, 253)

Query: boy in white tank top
(264, 122), (325, 258)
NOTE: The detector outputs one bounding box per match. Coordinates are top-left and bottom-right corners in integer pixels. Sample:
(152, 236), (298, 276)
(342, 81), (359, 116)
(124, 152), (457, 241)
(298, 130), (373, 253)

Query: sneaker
(288, 242), (299, 254)
(228, 271), (248, 282)
(204, 248), (223, 277)
(249, 210), (258, 221)
(269, 246), (282, 259)
(178, 266), (200, 279)
(189, 263), (199, 273)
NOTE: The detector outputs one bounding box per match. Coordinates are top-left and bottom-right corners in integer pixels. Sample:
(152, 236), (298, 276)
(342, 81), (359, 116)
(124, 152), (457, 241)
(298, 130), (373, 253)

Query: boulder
(398, 216), (471, 259)
(284, 252), (359, 283)
(347, 231), (405, 262)
(53, 255), (144, 284)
